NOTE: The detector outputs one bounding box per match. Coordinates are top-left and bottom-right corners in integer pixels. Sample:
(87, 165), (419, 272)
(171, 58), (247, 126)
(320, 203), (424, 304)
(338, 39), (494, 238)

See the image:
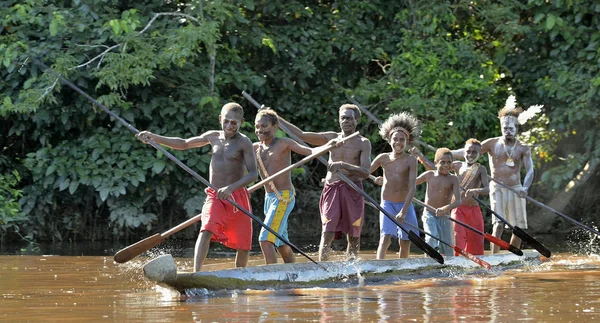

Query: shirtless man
(413, 139), (489, 255)
(416, 148), (462, 256)
(370, 112), (420, 259)
(277, 104), (371, 261)
(254, 108), (336, 264)
(137, 103), (258, 271)
(481, 108), (534, 252)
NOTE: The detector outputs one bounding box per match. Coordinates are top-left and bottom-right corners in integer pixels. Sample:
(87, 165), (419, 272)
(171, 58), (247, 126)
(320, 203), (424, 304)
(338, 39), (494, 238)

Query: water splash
(566, 226), (600, 256)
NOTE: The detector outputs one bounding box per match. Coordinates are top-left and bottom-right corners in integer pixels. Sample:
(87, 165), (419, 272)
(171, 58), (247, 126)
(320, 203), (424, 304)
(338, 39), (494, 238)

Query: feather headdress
(498, 95), (544, 125)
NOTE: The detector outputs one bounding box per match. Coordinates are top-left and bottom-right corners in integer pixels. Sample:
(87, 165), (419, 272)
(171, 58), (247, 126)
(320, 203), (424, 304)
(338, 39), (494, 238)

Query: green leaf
(46, 164), (57, 176)
(533, 13), (545, 24)
(152, 160), (166, 174)
(50, 19), (58, 36)
(68, 181), (79, 194)
(99, 187), (110, 201)
(59, 178), (70, 191)
(546, 14), (556, 30)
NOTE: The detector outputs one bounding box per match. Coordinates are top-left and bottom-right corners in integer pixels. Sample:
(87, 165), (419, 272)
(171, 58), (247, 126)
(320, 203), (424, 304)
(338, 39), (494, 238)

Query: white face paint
(500, 116), (518, 140)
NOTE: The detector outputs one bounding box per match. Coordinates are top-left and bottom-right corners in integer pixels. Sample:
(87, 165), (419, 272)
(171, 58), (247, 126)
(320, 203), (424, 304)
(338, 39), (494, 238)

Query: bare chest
(331, 143), (361, 162)
(212, 139), (243, 163)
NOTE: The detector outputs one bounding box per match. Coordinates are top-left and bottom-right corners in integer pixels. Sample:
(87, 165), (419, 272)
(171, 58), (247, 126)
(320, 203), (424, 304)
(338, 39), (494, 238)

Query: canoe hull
(144, 251), (542, 292)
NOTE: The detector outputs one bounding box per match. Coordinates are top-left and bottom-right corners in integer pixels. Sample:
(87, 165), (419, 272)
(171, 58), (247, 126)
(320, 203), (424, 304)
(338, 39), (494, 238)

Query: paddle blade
(484, 233), (523, 256)
(453, 246), (492, 270)
(408, 231), (444, 264)
(114, 233), (164, 263)
(508, 244), (524, 256)
(512, 226), (552, 258)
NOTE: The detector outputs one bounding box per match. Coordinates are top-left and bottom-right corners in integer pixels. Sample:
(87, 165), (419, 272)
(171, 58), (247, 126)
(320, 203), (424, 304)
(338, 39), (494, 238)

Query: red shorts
(319, 180), (365, 238)
(452, 205), (484, 256)
(200, 187), (252, 250)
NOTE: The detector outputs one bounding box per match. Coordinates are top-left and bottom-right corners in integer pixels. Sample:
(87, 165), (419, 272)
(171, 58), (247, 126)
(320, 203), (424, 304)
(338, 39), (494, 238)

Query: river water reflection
(1, 251), (599, 322)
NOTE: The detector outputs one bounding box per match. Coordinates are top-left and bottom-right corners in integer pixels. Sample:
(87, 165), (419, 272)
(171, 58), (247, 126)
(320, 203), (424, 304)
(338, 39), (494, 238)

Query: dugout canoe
(143, 250), (543, 292)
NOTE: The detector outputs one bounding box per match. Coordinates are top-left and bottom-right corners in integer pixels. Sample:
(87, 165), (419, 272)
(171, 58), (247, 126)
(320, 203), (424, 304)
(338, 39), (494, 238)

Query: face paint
(500, 116), (518, 140)
(464, 143), (481, 165)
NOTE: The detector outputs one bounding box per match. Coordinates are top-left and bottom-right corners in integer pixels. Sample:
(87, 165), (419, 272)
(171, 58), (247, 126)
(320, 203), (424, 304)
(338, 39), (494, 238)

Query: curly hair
(378, 112), (420, 143)
(434, 147), (452, 163)
(256, 108), (279, 126)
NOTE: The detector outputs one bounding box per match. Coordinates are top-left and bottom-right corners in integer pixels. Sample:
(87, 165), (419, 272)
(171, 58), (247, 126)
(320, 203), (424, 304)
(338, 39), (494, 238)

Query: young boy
(412, 139), (490, 255)
(415, 148), (462, 256)
(254, 108), (333, 264)
(370, 112), (420, 259)
(137, 103), (258, 272)
(277, 104), (371, 261)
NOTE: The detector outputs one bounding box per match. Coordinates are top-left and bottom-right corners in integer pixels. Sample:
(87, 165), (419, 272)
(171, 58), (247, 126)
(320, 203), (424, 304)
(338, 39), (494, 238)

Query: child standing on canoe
(416, 148), (462, 256)
(137, 103), (258, 272)
(412, 139), (489, 255)
(370, 112), (420, 259)
(277, 104), (371, 261)
(254, 108), (338, 264)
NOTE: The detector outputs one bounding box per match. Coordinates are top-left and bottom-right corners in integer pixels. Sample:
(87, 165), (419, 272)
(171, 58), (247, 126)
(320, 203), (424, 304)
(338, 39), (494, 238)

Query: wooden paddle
(490, 176), (600, 237)
(410, 197), (523, 256)
(247, 132), (359, 194)
(243, 91), (445, 265)
(113, 215), (202, 263)
(37, 61), (325, 269)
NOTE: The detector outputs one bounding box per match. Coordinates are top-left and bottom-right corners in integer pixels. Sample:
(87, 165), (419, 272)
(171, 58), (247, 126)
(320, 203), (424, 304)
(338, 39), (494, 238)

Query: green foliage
(1, 0), (598, 242)
(0, 170), (26, 240)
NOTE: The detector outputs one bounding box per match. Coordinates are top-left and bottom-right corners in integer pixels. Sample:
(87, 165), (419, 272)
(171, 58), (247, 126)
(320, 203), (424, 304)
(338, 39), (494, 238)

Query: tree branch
(71, 12), (200, 70)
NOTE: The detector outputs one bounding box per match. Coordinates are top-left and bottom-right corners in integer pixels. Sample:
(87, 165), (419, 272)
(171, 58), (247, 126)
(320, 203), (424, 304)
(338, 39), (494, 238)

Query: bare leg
(193, 231), (213, 272)
(235, 249), (249, 267)
(491, 222), (504, 254)
(510, 234), (522, 250)
(376, 235), (392, 260)
(278, 245), (296, 263)
(346, 235), (360, 260)
(260, 241), (278, 265)
(399, 239), (411, 258)
(319, 231), (335, 261)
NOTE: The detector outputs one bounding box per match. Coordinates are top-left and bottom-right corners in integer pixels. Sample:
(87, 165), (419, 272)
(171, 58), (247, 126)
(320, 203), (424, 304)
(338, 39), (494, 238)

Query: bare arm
(335, 138), (371, 179)
(138, 130), (215, 150)
(450, 148), (464, 160)
(416, 171), (432, 186)
(410, 147), (435, 170)
(521, 148), (534, 197)
(370, 154), (384, 174)
(285, 138), (313, 156)
(277, 116), (337, 146)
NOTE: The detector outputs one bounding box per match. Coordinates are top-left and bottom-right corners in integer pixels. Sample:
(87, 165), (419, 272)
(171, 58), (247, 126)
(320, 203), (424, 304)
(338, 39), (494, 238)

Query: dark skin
(416, 154), (462, 216)
(451, 118), (534, 252)
(370, 130), (418, 259)
(412, 144), (489, 206)
(277, 107), (371, 261)
(253, 115), (314, 265)
(137, 108), (257, 272)
(455, 143), (489, 206)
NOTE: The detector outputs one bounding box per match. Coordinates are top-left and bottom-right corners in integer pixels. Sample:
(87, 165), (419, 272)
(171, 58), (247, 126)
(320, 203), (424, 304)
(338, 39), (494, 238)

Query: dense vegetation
(1, 0), (598, 246)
